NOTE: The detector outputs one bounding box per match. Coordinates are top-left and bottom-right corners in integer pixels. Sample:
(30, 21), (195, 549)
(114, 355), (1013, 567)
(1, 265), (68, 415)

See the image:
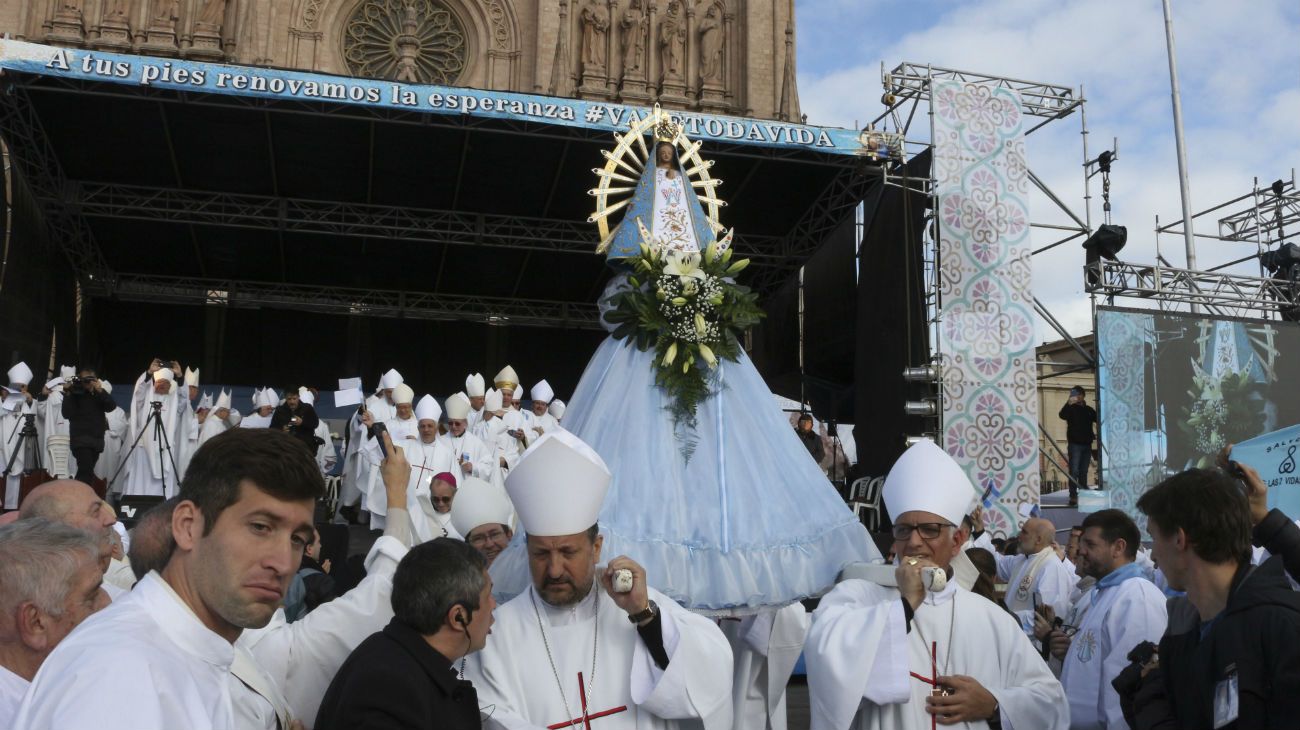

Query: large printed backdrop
(1097, 307), (1300, 530)
(933, 81), (1039, 539)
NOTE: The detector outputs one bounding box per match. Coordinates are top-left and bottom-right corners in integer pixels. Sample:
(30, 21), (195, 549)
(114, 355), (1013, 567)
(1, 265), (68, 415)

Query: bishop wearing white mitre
(464, 430), (735, 730)
(806, 440), (1068, 730)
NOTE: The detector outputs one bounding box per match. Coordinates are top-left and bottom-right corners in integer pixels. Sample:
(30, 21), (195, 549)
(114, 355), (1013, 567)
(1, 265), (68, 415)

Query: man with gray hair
(0, 518), (110, 724)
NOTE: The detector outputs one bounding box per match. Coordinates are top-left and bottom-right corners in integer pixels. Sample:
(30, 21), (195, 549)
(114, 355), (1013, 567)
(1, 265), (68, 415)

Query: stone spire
(777, 21), (800, 122)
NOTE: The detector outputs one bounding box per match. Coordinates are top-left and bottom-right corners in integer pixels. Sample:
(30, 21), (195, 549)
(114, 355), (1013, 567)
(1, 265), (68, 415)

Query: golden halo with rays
(588, 105), (729, 254)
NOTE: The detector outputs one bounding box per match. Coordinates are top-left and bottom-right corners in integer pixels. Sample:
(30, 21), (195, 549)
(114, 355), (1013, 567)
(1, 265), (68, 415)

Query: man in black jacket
(59, 368), (117, 485)
(315, 537), (493, 730)
(795, 413), (825, 465)
(270, 387), (321, 457)
(1058, 386), (1097, 506)
(1122, 468), (1300, 729)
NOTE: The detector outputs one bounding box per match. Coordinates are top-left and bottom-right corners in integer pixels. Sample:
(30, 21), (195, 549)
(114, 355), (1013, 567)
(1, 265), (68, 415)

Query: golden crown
(653, 113), (682, 143)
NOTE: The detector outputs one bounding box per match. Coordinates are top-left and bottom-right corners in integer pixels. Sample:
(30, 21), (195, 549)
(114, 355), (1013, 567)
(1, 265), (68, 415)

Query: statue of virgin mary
(490, 111), (878, 614)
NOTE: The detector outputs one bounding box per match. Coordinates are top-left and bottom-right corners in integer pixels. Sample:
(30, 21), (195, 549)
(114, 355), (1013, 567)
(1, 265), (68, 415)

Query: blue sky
(795, 0), (1300, 338)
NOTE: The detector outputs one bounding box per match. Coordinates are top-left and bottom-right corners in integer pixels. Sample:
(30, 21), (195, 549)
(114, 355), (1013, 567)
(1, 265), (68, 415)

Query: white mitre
(883, 440), (976, 527)
(466, 373), (486, 398)
(60, 365), (75, 379)
(530, 379), (554, 404)
(392, 383), (415, 406)
(484, 388), (503, 413)
(415, 394), (441, 422)
(446, 392), (472, 421)
(450, 477), (514, 537)
(7, 361), (32, 387)
(183, 367), (200, 388)
(548, 399), (566, 419)
(101, 380), (113, 394)
(196, 392), (213, 411)
(298, 387), (315, 405)
(215, 389), (231, 410)
(380, 368), (404, 390)
(506, 430), (610, 537)
(257, 388), (279, 408)
(493, 365), (519, 392)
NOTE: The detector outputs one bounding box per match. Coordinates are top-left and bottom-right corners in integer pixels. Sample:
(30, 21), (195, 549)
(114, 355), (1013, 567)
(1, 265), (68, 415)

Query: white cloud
(797, 0), (1300, 339)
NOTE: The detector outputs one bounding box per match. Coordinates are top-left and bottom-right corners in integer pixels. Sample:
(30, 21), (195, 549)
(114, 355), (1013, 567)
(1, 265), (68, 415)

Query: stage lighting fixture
(904, 400), (937, 417)
(902, 365), (940, 383)
(1083, 224), (1128, 290)
(903, 435), (936, 448)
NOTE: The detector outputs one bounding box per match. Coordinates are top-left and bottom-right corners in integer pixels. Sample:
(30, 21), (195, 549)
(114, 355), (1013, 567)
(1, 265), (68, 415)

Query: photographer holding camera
(59, 368), (117, 485)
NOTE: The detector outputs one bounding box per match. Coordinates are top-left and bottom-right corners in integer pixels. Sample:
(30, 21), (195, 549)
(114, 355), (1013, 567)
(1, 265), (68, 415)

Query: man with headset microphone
(314, 536), (495, 729)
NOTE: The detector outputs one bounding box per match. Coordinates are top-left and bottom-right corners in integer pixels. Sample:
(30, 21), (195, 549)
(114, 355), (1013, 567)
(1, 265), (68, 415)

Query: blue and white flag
(1232, 423), (1300, 517)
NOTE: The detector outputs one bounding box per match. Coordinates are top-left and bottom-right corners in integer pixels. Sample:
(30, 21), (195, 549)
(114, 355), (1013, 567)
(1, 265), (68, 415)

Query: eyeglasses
(431, 496), (454, 505)
(469, 529), (507, 546)
(891, 522), (953, 540)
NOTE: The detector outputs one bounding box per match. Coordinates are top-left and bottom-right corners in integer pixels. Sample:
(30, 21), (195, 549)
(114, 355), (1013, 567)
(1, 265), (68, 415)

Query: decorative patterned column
(932, 80), (1039, 539)
(1095, 309), (1152, 532)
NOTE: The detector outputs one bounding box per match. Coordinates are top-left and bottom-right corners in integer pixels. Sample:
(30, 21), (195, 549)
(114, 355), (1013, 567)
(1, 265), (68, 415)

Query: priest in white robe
(37, 366), (75, 479)
(1, 362), (36, 510)
(298, 388), (335, 474)
(527, 379), (561, 440)
(339, 369), (402, 509)
(359, 384), (418, 520)
(241, 388), (278, 429)
(177, 392), (212, 480)
(440, 392), (494, 482)
(475, 388), (524, 488)
(805, 440), (1069, 730)
(467, 372), (488, 432)
(93, 381), (130, 486)
(120, 363), (185, 498)
(495, 365), (534, 430)
(393, 394), (456, 541)
(1054, 509), (1166, 730)
(197, 389), (242, 446)
(451, 478), (516, 567)
(549, 399), (567, 428)
(995, 517), (1077, 633)
(719, 603), (809, 730)
(464, 430), (735, 730)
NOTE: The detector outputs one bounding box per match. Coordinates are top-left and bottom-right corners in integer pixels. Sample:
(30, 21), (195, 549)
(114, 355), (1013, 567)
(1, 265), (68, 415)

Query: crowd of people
(2, 354), (1299, 730)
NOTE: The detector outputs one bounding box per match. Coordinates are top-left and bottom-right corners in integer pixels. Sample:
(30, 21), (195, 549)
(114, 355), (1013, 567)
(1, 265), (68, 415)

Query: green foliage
(606, 247), (765, 428)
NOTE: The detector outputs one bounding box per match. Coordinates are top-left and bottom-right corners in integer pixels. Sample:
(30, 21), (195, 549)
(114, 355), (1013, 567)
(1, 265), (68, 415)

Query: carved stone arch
(306, 0), (519, 90)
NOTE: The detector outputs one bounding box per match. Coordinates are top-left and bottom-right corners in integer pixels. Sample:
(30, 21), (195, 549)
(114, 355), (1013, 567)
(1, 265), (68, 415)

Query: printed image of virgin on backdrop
(1095, 307), (1300, 523)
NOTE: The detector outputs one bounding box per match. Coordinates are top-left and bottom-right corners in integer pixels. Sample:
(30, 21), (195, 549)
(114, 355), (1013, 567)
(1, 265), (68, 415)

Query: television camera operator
(59, 368), (116, 485)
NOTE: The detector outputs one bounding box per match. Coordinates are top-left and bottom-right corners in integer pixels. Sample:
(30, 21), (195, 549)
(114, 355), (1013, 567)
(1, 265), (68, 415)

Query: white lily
(698, 343), (718, 368)
(664, 250), (707, 283)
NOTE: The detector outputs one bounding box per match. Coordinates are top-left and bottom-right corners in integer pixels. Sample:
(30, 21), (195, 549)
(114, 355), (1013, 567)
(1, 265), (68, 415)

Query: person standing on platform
(59, 368), (115, 487)
(339, 369), (403, 515)
(241, 388), (278, 429)
(1058, 386), (1097, 506)
(121, 360), (185, 498)
(402, 394), (456, 542)
(805, 440), (1068, 730)
(450, 481), (514, 567)
(359, 383), (418, 523)
(441, 393), (494, 483)
(466, 373), (487, 432)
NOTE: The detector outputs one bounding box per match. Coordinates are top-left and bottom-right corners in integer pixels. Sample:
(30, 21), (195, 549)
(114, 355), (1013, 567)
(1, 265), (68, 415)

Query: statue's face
(657, 143), (674, 164)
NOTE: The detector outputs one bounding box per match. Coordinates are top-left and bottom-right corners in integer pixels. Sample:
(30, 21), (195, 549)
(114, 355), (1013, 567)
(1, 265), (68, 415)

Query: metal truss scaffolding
(1092, 260), (1298, 319)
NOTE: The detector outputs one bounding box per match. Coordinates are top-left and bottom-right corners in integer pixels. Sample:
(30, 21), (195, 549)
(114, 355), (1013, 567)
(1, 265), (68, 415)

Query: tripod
(108, 400), (180, 497)
(2, 412), (42, 477)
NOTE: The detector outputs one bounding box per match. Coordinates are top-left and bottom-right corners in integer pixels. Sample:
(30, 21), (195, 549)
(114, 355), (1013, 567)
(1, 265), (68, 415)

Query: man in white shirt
(995, 517), (1076, 633)
(14, 427), (324, 730)
(0, 519), (109, 725)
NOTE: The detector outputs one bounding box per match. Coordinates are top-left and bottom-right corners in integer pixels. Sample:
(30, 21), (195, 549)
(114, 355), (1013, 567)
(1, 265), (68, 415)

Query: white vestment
(1, 403), (36, 510)
(120, 375), (184, 497)
(359, 415), (419, 521)
(806, 579), (1069, 730)
(340, 397), (394, 507)
(966, 531), (996, 555)
(529, 412), (561, 440)
(475, 414), (525, 489)
(465, 585), (735, 730)
(396, 437), (457, 541)
(238, 530), (410, 727)
(719, 603), (809, 730)
(95, 406), (129, 484)
(997, 548), (1076, 633)
(240, 413), (273, 429)
(313, 420), (334, 474)
(0, 664), (28, 728)
(438, 430), (494, 483)
(198, 409), (242, 446)
(1060, 569), (1166, 730)
(14, 572), (235, 730)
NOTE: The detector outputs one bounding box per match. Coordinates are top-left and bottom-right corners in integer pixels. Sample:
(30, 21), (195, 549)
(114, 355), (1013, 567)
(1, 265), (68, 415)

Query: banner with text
(0, 39), (879, 158)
